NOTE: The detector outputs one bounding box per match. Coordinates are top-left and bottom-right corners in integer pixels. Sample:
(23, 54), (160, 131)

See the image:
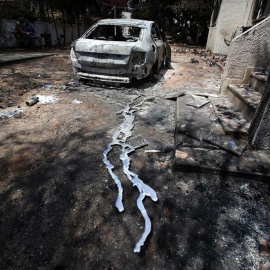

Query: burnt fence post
(248, 74), (270, 150)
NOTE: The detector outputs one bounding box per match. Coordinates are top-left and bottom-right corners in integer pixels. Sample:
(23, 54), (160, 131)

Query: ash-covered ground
(0, 49), (270, 270)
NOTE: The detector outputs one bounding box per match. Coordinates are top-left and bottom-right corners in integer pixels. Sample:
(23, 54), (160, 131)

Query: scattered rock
(258, 235), (270, 257)
(239, 183), (255, 200)
(72, 99), (82, 104)
(176, 182), (182, 189)
(240, 183), (250, 192)
(191, 58), (199, 64)
(163, 185), (169, 190)
(261, 262), (270, 270)
(194, 183), (206, 193)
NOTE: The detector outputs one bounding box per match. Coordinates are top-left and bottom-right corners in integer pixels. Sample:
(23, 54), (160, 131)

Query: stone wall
(223, 16), (270, 83)
(206, 0), (254, 54)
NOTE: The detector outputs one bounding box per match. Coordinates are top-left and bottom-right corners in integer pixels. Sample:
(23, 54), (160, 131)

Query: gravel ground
(0, 49), (270, 270)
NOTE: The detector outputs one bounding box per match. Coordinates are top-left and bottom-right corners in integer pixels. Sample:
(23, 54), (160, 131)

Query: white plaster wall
(206, 23), (215, 51)
(0, 20), (17, 48)
(206, 0), (254, 54)
(223, 16), (270, 81)
(0, 20), (84, 48)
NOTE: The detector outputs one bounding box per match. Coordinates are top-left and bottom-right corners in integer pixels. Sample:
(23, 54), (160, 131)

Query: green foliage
(0, 0), (103, 26)
(131, 0), (215, 45)
(0, 0), (38, 20)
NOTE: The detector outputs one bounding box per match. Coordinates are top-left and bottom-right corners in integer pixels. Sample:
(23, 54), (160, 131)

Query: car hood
(75, 39), (144, 55)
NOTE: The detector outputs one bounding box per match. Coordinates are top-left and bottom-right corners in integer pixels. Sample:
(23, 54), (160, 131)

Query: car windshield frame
(83, 23), (145, 42)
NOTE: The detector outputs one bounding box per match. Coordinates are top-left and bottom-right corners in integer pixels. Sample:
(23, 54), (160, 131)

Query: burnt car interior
(85, 25), (143, 42)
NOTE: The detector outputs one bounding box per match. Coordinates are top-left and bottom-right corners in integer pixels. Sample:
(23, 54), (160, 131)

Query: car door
(151, 23), (164, 70)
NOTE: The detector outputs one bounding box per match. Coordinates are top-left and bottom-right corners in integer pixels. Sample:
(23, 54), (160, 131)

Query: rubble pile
(173, 48), (212, 56)
(202, 53), (227, 69)
(173, 47), (227, 69)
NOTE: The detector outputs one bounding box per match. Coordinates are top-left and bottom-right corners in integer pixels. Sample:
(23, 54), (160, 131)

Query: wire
(95, 0), (161, 10)
(95, 0), (127, 9)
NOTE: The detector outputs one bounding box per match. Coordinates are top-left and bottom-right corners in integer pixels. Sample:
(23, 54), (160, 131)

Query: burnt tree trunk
(61, 9), (66, 45)
(38, 0), (46, 21)
(49, 0), (59, 41)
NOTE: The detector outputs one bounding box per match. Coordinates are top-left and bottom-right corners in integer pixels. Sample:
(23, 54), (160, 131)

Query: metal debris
(103, 96), (158, 253)
(26, 96), (39, 106)
(0, 108), (24, 119)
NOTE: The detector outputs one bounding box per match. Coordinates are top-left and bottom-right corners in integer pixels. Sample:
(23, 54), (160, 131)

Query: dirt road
(0, 49), (270, 270)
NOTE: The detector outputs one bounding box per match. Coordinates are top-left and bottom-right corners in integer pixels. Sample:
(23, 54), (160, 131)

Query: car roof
(96, 19), (154, 28)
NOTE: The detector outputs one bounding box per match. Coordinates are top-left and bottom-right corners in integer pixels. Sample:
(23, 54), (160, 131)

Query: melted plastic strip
(102, 96), (158, 253)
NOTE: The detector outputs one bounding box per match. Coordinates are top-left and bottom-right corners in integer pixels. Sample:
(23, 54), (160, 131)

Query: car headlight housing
(70, 47), (77, 59)
(131, 51), (146, 65)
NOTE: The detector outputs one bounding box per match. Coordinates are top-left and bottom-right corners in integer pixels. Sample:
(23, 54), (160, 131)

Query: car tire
(165, 56), (171, 68)
(150, 61), (158, 76)
(161, 54), (166, 68)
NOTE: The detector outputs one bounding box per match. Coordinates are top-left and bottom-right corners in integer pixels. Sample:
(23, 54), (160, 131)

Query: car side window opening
(151, 24), (161, 41)
(86, 25), (143, 42)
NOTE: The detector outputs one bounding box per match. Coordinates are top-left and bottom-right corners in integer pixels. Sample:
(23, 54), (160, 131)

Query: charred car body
(70, 19), (171, 84)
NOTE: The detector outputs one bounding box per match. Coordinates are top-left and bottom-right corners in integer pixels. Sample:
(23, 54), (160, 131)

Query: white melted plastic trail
(102, 97), (158, 253)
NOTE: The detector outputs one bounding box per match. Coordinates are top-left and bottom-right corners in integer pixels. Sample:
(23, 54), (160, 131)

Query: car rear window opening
(86, 25), (143, 42)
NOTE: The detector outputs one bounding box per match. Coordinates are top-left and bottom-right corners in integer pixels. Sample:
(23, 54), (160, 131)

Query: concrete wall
(206, 0), (255, 54)
(223, 16), (270, 83)
(0, 20), (86, 48)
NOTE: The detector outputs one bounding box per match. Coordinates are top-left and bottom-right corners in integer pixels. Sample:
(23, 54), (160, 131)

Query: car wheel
(161, 54), (166, 67)
(165, 56), (171, 68)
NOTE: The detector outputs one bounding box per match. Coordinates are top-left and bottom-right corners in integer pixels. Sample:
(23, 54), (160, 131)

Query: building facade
(206, 0), (270, 54)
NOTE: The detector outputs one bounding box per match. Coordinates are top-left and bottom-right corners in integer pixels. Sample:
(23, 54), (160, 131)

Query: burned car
(70, 19), (171, 84)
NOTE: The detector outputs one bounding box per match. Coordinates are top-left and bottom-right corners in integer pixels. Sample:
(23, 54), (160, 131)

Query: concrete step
(174, 147), (270, 180)
(227, 84), (262, 122)
(250, 71), (269, 94)
(176, 94), (224, 135)
(210, 96), (250, 135)
(174, 93), (270, 179)
(175, 94), (225, 150)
